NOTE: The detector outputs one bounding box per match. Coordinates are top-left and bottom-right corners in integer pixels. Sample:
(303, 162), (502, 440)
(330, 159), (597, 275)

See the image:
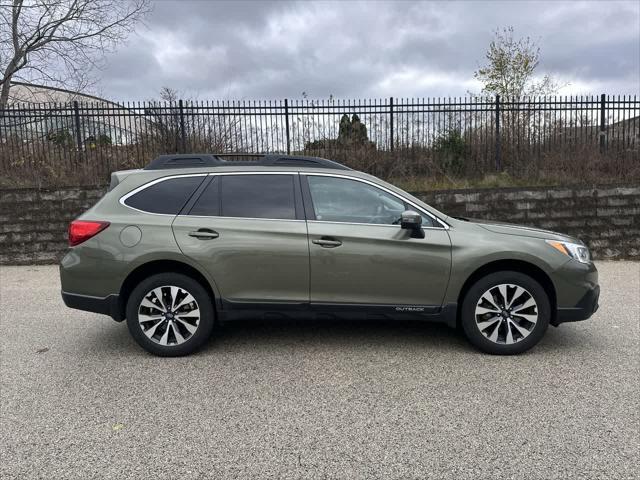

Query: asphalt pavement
(0, 262), (638, 479)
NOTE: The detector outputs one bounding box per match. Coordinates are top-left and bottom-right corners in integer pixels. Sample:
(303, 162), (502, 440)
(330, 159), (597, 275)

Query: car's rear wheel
(126, 273), (214, 356)
(461, 271), (550, 355)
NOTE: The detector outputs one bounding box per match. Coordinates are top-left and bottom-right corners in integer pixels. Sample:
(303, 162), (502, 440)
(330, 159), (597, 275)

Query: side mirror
(400, 210), (424, 238)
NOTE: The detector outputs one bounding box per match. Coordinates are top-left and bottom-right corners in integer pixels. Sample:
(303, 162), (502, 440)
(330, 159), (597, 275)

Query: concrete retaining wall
(1, 184), (638, 265)
(415, 184), (640, 260)
(1, 186), (107, 265)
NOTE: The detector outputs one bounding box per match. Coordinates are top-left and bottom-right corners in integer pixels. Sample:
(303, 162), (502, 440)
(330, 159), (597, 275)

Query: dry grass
(0, 138), (638, 190)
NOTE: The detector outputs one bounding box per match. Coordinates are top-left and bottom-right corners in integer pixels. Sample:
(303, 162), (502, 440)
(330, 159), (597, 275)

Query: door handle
(312, 237), (342, 248)
(188, 229), (219, 240)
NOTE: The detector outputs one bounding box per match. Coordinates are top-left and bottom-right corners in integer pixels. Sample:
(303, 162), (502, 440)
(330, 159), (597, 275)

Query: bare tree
(473, 26), (561, 98)
(141, 86), (246, 154)
(158, 86), (179, 103)
(0, 0), (150, 107)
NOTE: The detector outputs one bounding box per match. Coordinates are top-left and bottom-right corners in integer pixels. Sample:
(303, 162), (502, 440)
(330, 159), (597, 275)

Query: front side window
(307, 175), (435, 226)
(124, 176), (204, 214)
(220, 174), (296, 220)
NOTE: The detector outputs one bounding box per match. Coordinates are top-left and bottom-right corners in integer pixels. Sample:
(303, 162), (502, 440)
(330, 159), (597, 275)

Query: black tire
(126, 273), (214, 357)
(461, 271), (550, 355)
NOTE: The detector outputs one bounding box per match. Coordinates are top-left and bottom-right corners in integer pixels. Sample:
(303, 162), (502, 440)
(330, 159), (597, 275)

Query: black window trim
(179, 175), (216, 216)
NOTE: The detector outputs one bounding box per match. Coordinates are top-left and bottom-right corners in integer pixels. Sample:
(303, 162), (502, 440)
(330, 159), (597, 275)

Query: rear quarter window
(123, 176), (205, 214)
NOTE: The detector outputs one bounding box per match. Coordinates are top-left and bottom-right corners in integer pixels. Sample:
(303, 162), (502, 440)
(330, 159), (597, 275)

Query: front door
(172, 173), (309, 306)
(303, 174), (451, 309)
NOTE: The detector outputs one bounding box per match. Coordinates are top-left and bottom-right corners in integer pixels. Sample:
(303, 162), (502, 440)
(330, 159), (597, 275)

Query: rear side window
(124, 176), (204, 214)
(219, 174), (296, 220)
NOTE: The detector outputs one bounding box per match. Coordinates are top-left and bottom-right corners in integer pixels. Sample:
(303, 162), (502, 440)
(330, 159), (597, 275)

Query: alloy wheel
(137, 285), (200, 346)
(474, 283), (538, 345)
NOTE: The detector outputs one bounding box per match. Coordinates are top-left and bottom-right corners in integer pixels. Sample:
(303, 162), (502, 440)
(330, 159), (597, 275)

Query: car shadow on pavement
(198, 317), (480, 358)
(536, 323), (602, 352)
(78, 316), (598, 357)
(79, 316), (470, 357)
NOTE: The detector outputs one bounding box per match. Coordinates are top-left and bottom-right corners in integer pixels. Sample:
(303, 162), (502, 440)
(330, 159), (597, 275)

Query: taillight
(68, 220), (110, 247)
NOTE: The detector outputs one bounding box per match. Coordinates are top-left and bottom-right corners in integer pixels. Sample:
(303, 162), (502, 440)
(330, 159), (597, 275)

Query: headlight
(545, 240), (591, 263)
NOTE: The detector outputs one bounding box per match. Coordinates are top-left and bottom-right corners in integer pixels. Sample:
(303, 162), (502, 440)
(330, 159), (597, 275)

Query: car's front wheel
(461, 271), (550, 355)
(126, 273), (214, 356)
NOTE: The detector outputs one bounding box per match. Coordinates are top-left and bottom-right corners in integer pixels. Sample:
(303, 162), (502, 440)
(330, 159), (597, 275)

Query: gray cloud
(98, 0), (640, 101)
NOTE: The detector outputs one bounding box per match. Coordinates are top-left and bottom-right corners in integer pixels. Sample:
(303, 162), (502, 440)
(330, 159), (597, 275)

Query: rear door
(172, 172), (310, 307)
(302, 173), (452, 309)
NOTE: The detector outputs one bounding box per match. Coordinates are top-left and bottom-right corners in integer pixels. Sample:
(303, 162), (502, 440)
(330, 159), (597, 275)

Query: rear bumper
(61, 291), (123, 321)
(554, 284), (600, 325)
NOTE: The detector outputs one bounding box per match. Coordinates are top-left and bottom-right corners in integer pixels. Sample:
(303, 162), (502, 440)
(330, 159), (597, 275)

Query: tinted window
(307, 176), (434, 226)
(189, 177), (220, 216)
(220, 175), (296, 220)
(124, 176), (204, 214)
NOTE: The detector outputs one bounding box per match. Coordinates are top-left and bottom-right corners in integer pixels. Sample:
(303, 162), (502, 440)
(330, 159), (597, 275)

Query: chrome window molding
(179, 215), (305, 223)
(206, 171), (299, 176)
(118, 170), (450, 230)
(119, 173), (209, 216)
(307, 220), (447, 231)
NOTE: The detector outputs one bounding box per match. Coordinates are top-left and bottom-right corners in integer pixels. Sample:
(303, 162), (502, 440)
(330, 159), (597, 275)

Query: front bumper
(554, 284), (600, 325)
(61, 291), (123, 321)
(550, 259), (599, 326)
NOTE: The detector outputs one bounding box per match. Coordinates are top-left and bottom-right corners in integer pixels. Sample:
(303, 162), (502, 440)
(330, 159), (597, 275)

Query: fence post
(389, 96), (394, 151)
(495, 94), (501, 171)
(599, 93), (606, 153)
(178, 99), (186, 153)
(73, 101), (83, 152)
(284, 98), (290, 154)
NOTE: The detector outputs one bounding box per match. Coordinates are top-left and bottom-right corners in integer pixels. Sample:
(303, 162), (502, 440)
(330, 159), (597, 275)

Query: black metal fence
(1, 94), (638, 187)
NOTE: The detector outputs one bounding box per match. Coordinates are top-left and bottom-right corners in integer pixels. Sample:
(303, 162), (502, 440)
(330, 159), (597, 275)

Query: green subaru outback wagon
(60, 154), (599, 356)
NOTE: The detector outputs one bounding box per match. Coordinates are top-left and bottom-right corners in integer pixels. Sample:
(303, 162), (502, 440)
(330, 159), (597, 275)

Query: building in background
(2, 82), (146, 148)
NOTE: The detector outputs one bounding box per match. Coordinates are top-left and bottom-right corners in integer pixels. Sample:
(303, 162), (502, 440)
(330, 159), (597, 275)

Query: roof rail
(144, 153), (351, 171)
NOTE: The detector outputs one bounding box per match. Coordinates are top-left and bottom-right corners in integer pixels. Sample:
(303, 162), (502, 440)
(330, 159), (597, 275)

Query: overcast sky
(98, 0), (640, 101)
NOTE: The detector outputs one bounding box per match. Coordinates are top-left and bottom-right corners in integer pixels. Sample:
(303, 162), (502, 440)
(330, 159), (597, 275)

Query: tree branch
(0, 0), (150, 107)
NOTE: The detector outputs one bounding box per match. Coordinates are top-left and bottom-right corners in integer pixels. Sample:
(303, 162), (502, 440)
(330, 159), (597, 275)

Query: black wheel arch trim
(454, 259), (558, 327)
(118, 257), (222, 321)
